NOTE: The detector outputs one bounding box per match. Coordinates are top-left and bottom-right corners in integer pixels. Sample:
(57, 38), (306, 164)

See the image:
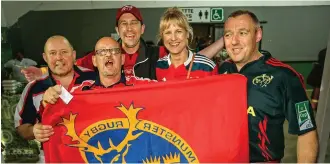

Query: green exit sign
(211, 8), (224, 22)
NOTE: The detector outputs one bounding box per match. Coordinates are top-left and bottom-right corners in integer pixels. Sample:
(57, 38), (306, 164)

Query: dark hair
(227, 10), (260, 28)
(12, 49), (24, 56)
(318, 48), (327, 66)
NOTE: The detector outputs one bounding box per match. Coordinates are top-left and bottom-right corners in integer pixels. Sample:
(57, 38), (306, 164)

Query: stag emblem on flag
(59, 103), (198, 163)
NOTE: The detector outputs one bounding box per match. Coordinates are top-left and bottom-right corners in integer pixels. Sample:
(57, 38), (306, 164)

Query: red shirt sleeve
(75, 52), (95, 70)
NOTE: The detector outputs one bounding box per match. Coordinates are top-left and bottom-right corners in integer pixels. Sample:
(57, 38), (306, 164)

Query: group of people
(14, 5), (318, 163)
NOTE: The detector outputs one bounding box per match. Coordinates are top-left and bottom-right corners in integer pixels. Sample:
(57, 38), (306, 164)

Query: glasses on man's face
(95, 48), (121, 56)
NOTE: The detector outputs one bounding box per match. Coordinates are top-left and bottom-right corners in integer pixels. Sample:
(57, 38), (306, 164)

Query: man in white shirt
(4, 50), (37, 82)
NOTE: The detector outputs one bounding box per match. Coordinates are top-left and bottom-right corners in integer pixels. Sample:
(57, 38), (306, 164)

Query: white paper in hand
(59, 86), (73, 104)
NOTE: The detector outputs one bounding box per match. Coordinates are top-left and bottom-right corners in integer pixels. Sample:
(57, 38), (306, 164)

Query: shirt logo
(59, 103), (198, 163)
(295, 101), (314, 131)
(252, 74), (274, 87)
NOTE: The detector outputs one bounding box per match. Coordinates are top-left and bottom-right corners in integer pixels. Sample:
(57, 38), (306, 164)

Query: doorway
(190, 23), (224, 52)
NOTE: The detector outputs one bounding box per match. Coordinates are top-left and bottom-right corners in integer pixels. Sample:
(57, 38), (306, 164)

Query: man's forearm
(198, 37), (224, 59)
(311, 87), (320, 110)
(297, 130), (318, 162)
(17, 124), (35, 140)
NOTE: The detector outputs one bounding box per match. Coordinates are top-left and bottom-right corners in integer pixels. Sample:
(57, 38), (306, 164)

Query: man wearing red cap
(75, 5), (161, 79)
(23, 5), (224, 81)
(113, 5), (162, 79)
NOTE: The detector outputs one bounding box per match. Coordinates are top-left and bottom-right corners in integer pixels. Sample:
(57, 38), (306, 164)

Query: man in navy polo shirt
(15, 35), (95, 142)
(219, 10), (318, 162)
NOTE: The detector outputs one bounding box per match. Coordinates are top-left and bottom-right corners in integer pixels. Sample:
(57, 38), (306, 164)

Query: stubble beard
(124, 39), (140, 49)
(51, 67), (73, 77)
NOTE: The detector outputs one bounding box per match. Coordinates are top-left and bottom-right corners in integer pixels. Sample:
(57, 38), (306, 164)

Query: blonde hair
(158, 7), (193, 45)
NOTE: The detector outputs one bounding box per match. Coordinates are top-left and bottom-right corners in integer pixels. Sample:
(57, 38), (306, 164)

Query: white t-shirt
(4, 58), (37, 82)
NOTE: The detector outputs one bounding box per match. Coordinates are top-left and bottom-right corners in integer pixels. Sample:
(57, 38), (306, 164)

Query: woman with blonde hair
(156, 7), (217, 81)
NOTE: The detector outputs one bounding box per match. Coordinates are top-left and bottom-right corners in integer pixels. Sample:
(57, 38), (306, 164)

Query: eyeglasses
(95, 48), (121, 56)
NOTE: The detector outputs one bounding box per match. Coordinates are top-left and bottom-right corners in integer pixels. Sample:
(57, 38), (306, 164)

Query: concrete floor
(282, 121), (330, 162)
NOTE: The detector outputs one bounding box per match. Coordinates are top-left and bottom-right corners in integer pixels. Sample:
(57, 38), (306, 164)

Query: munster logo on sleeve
(295, 101), (314, 131)
(42, 75), (249, 163)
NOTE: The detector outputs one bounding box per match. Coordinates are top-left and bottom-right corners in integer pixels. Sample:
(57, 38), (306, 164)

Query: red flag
(42, 75), (249, 163)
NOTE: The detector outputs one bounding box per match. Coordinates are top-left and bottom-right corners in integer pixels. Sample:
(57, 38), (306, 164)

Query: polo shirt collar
(93, 73), (127, 88)
(48, 65), (81, 86)
(167, 50), (193, 66)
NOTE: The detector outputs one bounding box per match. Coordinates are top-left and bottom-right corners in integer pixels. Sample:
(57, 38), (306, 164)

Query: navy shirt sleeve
(14, 82), (39, 127)
(284, 72), (316, 135)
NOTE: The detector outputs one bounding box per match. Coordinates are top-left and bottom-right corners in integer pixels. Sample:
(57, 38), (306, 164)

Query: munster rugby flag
(42, 74), (248, 163)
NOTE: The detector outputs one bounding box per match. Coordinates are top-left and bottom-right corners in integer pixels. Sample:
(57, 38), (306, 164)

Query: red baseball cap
(116, 5), (143, 26)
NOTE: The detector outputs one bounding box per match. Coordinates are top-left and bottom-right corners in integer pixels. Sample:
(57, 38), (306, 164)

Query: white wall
(2, 1), (330, 27)
(1, 1), (41, 27)
(1, 6), (7, 27)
